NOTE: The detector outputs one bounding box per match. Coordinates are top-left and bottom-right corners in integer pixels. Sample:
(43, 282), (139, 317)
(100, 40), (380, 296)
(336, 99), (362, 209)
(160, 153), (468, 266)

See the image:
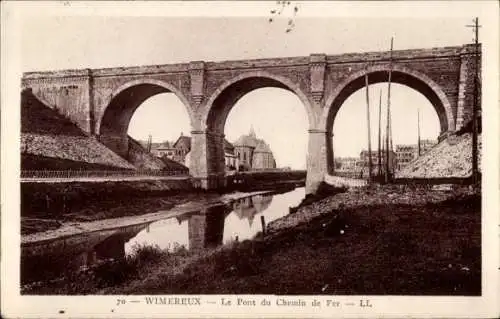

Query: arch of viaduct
(21, 44), (480, 194)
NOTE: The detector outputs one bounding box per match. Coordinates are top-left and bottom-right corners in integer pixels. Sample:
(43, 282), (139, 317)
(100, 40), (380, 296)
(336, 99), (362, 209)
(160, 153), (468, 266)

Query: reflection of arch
(202, 71), (315, 132)
(322, 64), (454, 134)
(93, 223), (148, 261)
(97, 79), (192, 157)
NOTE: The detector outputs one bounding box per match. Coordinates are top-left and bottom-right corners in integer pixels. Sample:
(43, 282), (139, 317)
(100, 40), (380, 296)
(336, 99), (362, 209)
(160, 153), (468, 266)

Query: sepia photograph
(1, 1), (499, 318)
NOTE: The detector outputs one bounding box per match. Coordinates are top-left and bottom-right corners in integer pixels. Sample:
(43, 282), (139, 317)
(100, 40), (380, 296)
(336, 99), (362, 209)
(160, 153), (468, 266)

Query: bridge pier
(189, 130), (227, 190)
(306, 129), (329, 195)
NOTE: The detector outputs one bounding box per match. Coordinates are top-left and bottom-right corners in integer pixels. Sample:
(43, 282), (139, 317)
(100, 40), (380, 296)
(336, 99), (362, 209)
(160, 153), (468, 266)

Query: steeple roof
(254, 140), (273, 153)
(234, 133), (258, 148)
(249, 125), (256, 138)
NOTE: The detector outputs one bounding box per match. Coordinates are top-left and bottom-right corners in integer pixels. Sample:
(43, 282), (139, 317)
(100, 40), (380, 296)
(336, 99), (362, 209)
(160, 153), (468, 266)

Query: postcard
(1, 1), (499, 318)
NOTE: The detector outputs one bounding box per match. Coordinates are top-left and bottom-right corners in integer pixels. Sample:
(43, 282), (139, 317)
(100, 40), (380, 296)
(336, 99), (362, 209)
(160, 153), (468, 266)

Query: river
(21, 187), (305, 285)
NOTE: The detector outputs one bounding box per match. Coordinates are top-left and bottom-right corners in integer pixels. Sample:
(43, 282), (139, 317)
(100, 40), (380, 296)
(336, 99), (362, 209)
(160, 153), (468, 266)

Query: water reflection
(21, 187), (304, 285)
(127, 187), (304, 252)
(21, 223), (147, 284)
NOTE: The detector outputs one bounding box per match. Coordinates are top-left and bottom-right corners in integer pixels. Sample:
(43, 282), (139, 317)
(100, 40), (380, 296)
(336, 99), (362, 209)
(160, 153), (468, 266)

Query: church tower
(249, 125), (256, 138)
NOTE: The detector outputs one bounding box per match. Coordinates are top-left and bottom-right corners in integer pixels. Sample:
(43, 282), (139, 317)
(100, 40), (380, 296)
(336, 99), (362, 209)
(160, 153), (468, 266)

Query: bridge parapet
(21, 44), (478, 81)
(326, 44), (477, 64)
(20, 43), (479, 194)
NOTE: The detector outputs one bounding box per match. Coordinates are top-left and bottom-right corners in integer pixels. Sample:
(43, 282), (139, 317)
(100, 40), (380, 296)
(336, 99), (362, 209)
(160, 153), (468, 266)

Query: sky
(19, 2), (490, 169)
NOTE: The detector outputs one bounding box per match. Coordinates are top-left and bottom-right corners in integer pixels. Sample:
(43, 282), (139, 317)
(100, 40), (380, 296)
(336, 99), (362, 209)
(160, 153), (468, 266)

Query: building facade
(395, 139), (437, 171)
(335, 149), (398, 179)
(233, 127), (276, 171)
(172, 133), (191, 164)
(223, 139), (238, 170)
(335, 157), (359, 173)
(150, 141), (176, 159)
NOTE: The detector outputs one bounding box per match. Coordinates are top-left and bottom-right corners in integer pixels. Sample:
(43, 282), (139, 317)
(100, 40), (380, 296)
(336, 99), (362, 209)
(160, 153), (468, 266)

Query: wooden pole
(417, 108), (421, 156)
(260, 215), (266, 235)
(365, 73), (373, 182)
(466, 17), (481, 184)
(147, 134), (152, 153)
(381, 131), (386, 181)
(377, 89), (382, 178)
(385, 37), (393, 183)
(472, 17), (479, 183)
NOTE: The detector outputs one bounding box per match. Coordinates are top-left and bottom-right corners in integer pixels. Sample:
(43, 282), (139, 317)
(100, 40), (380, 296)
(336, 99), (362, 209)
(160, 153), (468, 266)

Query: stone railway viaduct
(21, 44), (480, 194)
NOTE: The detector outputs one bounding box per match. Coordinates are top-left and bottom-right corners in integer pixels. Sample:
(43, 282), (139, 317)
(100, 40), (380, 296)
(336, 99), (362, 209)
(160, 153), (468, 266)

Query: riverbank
(22, 189), (284, 244)
(21, 178), (299, 235)
(23, 184), (481, 295)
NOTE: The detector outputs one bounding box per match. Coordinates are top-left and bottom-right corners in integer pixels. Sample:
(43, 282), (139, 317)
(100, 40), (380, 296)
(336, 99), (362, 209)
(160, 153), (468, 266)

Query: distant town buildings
(150, 141), (176, 159)
(360, 149), (397, 176)
(335, 139), (437, 177)
(145, 127), (276, 172)
(395, 139), (437, 171)
(172, 133), (191, 164)
(223, 140), (238, 170)
(335, 150), (396, 178)
(335, 157), (359, 174)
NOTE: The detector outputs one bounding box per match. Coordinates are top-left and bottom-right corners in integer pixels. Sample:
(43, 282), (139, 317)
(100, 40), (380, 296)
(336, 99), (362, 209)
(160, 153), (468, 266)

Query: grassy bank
(22, 194), (190, 235)
(21, 177), (301, 235)
(226, 171), (306, 192)
(24, 185), (480, 295)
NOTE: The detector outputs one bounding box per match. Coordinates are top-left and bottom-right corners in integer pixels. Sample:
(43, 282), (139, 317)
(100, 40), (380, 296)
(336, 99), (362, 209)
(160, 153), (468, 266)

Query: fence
(21, 169), (189, 179)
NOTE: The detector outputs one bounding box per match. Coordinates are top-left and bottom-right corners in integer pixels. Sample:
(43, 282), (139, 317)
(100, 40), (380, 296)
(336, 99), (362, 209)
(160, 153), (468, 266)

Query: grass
(118, 193), (480, 295)
(22, 244), (187, 294)
(23, 187), (481, 295)
(289, 182), (347, 213)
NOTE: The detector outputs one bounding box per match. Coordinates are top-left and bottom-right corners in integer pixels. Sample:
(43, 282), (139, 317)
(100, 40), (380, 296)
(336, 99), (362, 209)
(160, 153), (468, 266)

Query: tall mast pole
(472, 17), (480, 183)
(377, 89), (382, 178)
(385, 37), (393, 183)
(365, 73), (373, 182)
(466, 17), (481, 184)
(381, 131), (386, 181)
(417, 108), (421, 156)
(147, 134), (152, 153)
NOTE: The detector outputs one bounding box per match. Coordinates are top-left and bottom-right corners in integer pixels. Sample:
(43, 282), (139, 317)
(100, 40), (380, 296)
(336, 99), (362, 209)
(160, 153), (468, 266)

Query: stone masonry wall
(21, 44), (479, 193)
(22, 70), (92, 134)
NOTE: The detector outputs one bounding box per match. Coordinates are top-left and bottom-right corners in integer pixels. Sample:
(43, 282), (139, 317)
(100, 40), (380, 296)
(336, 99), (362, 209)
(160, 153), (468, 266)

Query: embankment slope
(21, 89), (135, 170)
(396, 132), (481, 179)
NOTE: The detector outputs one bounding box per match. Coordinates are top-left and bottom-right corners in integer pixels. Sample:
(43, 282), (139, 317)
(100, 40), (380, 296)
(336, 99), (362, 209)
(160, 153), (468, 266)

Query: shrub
(129, 244), (168, 266)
